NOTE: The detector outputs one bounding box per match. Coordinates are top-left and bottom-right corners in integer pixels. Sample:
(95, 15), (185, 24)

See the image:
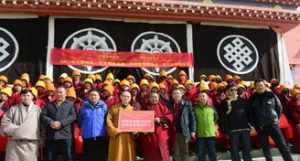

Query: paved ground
(218, 155), (300, 161)
(0, 148), (299, 161)
(187, 148), (300, 161)
(188, 154), (300, 161)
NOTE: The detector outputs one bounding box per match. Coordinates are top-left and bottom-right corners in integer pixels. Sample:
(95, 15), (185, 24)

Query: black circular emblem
(0, 27), (19, 72)
(131, 31), (181, 76)
(217, 35), (259, 75)
(62, 28), (116, 74)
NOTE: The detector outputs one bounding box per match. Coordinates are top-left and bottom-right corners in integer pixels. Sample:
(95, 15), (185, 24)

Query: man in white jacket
(1, 89), (41, 161)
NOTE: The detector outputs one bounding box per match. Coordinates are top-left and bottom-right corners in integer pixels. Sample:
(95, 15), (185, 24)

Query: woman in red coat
(140, 92), (173, 161)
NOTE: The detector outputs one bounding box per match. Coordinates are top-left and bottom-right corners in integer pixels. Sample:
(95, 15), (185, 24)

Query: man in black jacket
(41, 86), (76, 161)
(249, 79), (294, 161)
(219, 83), (253, 161)
(168, 88), (196, 161)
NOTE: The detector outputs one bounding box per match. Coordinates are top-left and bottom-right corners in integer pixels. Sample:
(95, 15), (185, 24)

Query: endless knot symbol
(223, 37), (253, 72)
(217, 35), (259, 75)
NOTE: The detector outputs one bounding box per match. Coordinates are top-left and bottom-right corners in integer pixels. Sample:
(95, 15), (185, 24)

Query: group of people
(0, 70), (299, 161)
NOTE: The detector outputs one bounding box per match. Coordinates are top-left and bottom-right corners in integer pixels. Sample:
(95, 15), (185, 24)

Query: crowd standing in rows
(0, 70), (299, 161)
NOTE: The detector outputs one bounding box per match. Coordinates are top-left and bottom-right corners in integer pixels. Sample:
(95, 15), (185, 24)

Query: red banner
(118, 111), (154, 132)
(50, 48), (193, 67)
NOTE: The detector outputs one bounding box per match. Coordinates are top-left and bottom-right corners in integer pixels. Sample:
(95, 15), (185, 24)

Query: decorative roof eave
(255, 0), (300, 6)
(0, 0), (299, 32)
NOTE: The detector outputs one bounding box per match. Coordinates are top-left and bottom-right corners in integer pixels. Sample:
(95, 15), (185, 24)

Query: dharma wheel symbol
(62, 28), (116, 74)
(131, 31), (182, 76)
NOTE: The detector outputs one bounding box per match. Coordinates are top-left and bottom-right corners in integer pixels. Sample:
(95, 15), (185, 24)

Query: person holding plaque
(106, 91), (136, 161)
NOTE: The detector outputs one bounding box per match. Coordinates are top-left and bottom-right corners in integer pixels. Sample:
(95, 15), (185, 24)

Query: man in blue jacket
(79, 89), (108, 161)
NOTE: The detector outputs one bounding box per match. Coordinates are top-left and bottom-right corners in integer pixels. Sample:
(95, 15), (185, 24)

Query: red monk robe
(71, 98), (84, 157)
(34, 98), (46, 108)
(131, 97), (142, 111)
(73, 81), (84, 98)
(273, 90), (294, 140)
(293, 124), (300, 152)
(0, 100), (11, 118)
(138, 90), (150, 107)
(34, 90), (48, 108)
(105, 96), (120, 108)
(286, 97), (300, 151)
(140, 102), (173, 161)
(8, 92), (21, 107)
(185, 86), (198, 103)
(237, 87), (251, 101)
(287, 97), (300, 124)
(113, 85), (121, 97)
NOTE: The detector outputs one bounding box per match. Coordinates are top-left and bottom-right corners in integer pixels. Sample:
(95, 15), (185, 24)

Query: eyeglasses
(230, 88), (237, 92)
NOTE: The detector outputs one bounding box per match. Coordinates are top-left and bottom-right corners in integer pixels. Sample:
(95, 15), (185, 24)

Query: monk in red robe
(113, 80), (121, 97)
(288, 94), (300, 124)
(138, 79), (150, 107)
(177, 70), (188, 85)
(71, 71), (84, 97)
(287, 89), (300, 152)
(165, 75), (174, 94)
(140, 92), (173, 161)
(0, 75), (8, 89)
(130, 84), (142, 111)
(103, 85), (120, 108)
(184, 81), (197, 103)
(159, 83), (170, 105)
(8, 79), (24, 107)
